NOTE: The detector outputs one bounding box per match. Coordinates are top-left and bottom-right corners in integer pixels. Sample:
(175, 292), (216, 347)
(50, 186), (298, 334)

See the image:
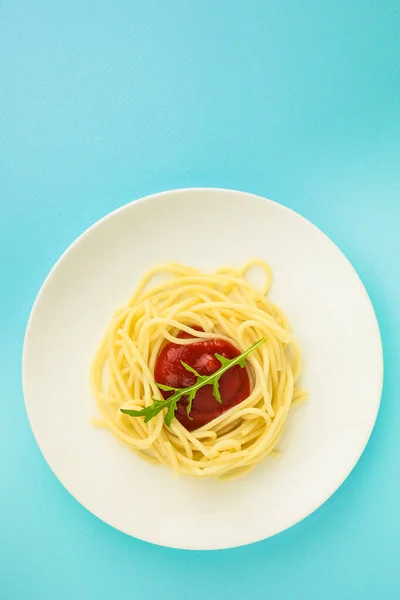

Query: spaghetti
(91, 260), (306, 478)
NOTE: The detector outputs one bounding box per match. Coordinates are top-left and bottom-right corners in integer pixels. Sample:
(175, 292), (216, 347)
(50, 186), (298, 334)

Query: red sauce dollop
(154, 331), (250, 431)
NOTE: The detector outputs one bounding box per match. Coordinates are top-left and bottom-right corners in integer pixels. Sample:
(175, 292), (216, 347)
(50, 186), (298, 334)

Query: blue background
(1, 1), (399, 598)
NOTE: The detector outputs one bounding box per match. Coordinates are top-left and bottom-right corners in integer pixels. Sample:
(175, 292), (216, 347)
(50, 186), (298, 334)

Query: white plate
(23, 188), (383, 550)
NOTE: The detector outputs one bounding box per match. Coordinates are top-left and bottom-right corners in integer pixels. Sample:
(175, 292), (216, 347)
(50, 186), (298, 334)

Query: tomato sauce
(154, 331), (250, 431)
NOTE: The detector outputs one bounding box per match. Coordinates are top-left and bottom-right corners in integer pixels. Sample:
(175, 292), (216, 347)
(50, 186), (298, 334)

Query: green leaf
(212, 377), (222, 404)
(214, 353), (231, 368)
(186, 388), (197, 418)
(120, 338), (266, 428)
(156, 382), (176, 392)
(121, 397), (170, 421)
(237, 356), (247, 368)
(181, 361), (201, 377)
(165, 395), (180, 426)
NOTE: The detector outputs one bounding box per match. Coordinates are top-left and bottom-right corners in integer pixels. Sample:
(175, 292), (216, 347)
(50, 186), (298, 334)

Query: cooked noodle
(91, 260), (307, 478)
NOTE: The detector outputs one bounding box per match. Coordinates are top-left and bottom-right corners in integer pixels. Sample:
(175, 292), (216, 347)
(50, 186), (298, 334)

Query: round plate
(23, 188), (383, 550)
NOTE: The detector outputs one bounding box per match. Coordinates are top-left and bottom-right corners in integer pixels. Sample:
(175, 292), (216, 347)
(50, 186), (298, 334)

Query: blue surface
(1, 1), (399, 598)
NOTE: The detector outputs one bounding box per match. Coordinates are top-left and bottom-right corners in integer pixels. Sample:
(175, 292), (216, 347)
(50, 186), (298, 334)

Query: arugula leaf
(120, 337), (265, 427)
(180, 361), (201, 377)
(165, 395), (180, 426)
(185, 388), (197, 419)
(121, 397), (172, 423)
(214, 353), (231, 368)
(156, 383), (177, 392)
(212, 377), (222, 404)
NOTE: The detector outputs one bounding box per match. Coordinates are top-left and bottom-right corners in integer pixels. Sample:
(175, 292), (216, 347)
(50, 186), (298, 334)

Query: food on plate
(91, 260), (306, 478)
